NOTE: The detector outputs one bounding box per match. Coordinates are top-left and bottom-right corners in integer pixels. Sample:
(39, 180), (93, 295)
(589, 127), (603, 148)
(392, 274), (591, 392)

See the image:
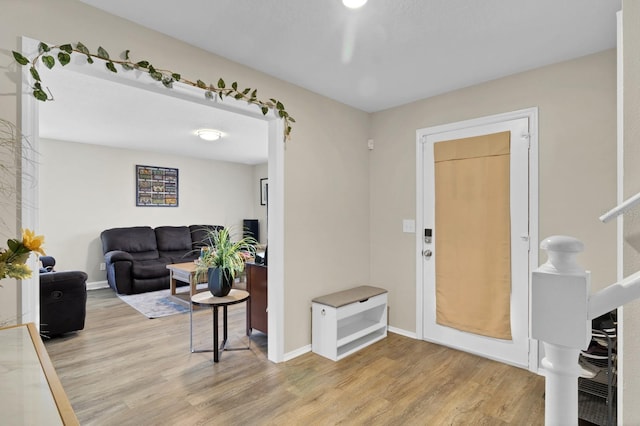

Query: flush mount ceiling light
(196, 129), (222, 141)
(342, 0), (367, 9)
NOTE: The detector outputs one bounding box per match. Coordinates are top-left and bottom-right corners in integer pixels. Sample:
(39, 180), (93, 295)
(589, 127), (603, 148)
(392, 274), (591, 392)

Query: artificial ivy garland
(13, 42), (295, 141)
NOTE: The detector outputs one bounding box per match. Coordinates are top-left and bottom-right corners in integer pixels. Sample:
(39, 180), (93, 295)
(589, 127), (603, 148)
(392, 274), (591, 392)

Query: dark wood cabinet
(246, 263), (267, 335)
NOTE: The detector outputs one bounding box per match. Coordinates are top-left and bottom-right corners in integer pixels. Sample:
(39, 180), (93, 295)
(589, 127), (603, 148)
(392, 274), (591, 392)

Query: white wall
(39, 138), (256, 283)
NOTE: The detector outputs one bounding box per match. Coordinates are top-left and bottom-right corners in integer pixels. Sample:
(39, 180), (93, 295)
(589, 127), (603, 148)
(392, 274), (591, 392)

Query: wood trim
(27, 323), (79, 426)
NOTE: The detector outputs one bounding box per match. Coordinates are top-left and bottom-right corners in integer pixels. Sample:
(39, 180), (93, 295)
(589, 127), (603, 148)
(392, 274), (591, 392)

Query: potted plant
(195, 227), (257, 297)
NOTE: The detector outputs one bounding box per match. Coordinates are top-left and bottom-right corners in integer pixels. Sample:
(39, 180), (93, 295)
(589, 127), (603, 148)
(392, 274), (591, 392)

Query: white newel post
(532, 236), (591, 426)
(530, 193), (640, 425)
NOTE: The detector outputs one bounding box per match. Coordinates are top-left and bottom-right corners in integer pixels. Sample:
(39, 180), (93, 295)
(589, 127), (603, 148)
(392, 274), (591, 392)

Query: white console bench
(312, 285), (388, 361)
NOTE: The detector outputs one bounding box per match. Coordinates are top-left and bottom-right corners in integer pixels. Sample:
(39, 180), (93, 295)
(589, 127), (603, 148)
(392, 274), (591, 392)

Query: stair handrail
(599, 190), (640, 223)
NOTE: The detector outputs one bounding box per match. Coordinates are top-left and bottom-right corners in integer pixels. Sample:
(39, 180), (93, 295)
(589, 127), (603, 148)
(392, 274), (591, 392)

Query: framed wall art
(136, 165), (179, 207)
(260, 178), (268, 206)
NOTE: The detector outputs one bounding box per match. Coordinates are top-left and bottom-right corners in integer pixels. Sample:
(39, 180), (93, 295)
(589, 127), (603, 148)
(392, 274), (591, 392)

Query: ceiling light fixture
(196, 129), (222, 141)
(342, 0), (367, 9)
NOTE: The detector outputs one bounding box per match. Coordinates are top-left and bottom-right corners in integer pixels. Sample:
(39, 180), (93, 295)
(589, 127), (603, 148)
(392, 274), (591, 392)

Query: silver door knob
(423, 249), (432, 258)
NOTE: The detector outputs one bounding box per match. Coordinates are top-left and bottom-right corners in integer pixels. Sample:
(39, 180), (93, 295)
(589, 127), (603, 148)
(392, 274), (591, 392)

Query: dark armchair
(40, 268), (88, 336)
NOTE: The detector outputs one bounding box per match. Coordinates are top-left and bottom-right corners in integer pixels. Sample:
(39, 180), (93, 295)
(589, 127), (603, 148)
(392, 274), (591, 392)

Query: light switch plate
(402, 219), (415, 233)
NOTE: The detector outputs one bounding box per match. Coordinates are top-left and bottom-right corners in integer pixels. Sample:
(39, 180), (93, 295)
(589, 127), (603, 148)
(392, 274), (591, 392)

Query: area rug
(117, 284), (208, 319)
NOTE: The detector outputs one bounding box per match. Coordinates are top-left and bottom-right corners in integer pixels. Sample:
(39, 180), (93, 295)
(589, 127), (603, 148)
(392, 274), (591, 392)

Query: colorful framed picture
(136, 165), (179, 207)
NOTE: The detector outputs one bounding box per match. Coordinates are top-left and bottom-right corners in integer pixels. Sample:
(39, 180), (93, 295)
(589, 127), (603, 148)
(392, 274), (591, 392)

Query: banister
(534, 232), (640, 425)
(588, 268), (640, 320)
(599, 189), (640, 223)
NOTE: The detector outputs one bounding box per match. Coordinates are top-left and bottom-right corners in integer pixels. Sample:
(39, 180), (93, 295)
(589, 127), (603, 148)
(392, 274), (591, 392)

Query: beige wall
(0, 0), (620, 365)
(0, 119), (20, 325)
(38, 138), (258, 283)
(370, 50), (617, 332)
(623, 1), (640, 423)
(0, 0), (371, 352)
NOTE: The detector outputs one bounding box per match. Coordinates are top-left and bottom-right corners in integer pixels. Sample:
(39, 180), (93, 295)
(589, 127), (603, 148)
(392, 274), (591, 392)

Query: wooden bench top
(312, 285), (387, 308)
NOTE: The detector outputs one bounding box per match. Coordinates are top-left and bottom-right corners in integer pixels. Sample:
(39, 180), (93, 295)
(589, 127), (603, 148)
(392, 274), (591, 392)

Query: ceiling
(40, 0), (621, 163)
(39, 67), (269, 165)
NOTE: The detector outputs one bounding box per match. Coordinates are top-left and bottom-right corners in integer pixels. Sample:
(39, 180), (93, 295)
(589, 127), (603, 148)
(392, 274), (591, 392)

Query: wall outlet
(99, 262), (106, 271)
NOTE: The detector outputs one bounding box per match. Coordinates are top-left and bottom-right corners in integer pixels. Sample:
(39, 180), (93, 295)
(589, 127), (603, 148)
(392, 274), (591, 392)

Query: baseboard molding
(388, 326), (417, 339)
(282, 328), (416, 363)
(284, 344), (311, 361)
(87, 280), (109, 291)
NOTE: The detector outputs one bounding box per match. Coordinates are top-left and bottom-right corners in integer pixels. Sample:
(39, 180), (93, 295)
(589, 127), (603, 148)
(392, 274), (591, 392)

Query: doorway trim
(415, 107), (539, 371)
(18, 36), (286, 363)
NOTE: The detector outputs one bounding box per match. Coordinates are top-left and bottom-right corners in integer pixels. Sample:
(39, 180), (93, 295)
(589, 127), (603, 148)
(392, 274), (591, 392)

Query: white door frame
(415, 108), (539, 372)
(18, 36), (286, 363)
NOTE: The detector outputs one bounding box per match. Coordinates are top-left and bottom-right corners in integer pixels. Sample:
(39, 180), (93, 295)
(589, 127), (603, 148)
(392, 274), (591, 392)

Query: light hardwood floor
(44, 289), (545, 425)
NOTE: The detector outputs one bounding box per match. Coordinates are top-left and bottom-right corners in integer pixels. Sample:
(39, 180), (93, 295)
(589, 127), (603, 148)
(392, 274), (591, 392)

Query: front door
(419, 116), (531, 368)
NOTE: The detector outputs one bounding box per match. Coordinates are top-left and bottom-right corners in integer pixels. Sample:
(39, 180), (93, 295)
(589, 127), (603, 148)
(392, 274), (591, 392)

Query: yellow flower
(21, 228), (45, 256)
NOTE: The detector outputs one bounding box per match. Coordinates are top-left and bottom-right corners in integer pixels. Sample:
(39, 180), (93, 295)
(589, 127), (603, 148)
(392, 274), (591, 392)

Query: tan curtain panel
(434, 131), (512, 340)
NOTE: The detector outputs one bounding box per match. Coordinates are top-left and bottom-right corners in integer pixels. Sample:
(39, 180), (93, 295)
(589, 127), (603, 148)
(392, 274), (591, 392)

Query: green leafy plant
(194, 227), (257, 282)
(12, 42), (295, 141)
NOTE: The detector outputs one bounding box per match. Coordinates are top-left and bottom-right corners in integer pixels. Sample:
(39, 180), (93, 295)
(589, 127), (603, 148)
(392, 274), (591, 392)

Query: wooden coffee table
(166, 262), (207, 299)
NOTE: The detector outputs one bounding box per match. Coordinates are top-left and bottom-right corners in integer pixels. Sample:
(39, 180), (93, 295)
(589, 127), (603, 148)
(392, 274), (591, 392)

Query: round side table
(190, 289), (250, 362)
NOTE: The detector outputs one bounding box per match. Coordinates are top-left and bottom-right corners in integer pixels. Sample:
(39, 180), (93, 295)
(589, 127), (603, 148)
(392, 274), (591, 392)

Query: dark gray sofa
(100, 225), (220, 295)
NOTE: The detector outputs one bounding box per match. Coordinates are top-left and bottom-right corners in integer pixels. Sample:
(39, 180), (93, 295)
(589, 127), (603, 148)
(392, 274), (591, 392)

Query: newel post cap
(539, 235), (585, 274)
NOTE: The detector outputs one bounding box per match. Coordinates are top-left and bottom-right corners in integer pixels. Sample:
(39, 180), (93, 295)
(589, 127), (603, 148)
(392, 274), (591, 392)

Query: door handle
(423, 249), (432, 259)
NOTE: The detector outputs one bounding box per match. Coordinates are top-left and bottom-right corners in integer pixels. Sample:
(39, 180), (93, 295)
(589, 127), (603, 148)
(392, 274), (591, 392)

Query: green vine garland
(12, 42), (295, 141)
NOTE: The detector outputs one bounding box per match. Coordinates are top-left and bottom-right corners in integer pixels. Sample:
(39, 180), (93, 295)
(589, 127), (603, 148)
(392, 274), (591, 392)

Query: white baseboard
(388, 326), (417, 339)
(87, 280), (109, 291)
(282, 328), (416, 363)
(284, 344), (311, 361)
